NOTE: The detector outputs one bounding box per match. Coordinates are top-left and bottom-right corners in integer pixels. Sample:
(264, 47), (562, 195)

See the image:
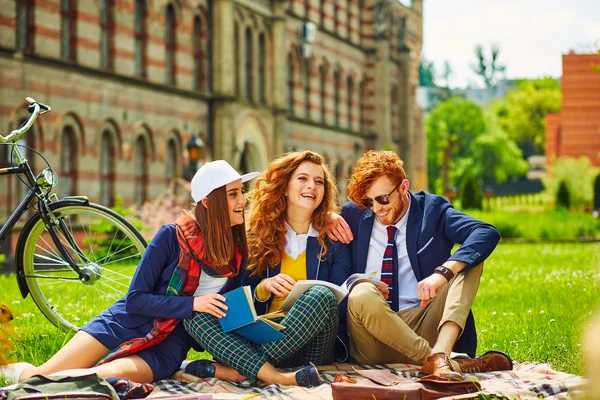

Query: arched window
(287, 53), (294, 115)
(165, 4), (176, 85)
(165, 138), (178, 181)
(347, 76), (353, 130)
(15, 0), (34, 53)
(304, 59), (310, 119)
(334, 68), (341, 126)
(244, 27), (253, 101)
(60, 126), (77, 197)
(391, 84), (399, 139)
(360, 78), (366, 132)
(346, 0), (351, 39)
(305, 0), (310, 18)
(319, 64), (326, 123)
(134, 136), (148, 206)
(99, 0), (114, 69)
(193, 16), (204, 91)
(258, 33), (266, 104)
(60, 0), (77, 61)
(134, 0), (147, 77)
(99, 130), (116, 207)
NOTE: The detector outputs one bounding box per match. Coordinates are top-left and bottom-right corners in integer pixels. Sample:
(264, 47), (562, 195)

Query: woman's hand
(193, 293), (228, 318)
(260, 274), (296, 298)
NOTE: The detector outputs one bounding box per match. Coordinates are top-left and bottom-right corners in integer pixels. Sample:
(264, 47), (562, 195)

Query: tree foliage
(460, 172), (483, 210)
(556, 181), (570, 210)
(426, 97), (486, 194)
(470, 44), (506, 88)
(490, 78), (561, 158)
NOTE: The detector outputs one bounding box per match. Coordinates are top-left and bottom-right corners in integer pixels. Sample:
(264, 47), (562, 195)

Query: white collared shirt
(364, 198), (420, 310)
(285, 222), (319, 259)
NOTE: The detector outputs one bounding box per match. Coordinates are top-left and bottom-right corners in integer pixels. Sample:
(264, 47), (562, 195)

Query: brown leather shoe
(454, 350), (513, 373)
(420, 353), (463, 381)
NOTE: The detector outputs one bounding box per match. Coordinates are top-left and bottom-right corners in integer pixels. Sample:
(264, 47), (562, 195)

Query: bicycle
(0, 97), (147, 332)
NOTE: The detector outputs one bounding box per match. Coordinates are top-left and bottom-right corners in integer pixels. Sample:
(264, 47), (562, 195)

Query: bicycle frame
(1, 105), (93, 282)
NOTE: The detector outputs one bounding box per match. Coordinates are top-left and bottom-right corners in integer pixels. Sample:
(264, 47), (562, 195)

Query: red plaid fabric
(381, 225), (398, 311)
(99, 211), (241, 365)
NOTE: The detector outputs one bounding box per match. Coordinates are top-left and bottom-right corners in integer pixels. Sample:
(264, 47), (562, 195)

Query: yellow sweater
(256, 252), (307, 313)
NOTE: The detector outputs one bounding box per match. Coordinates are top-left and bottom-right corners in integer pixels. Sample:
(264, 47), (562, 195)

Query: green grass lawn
(1, 242), (598, 380)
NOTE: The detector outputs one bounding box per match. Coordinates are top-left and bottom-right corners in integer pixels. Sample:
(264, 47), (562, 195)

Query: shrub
(594, 173), (600, 210)
(493, 220), (522, 239)
(460, 173), (483, 210)
(543, 156), (599, 211)
(556, 181), (570, 210)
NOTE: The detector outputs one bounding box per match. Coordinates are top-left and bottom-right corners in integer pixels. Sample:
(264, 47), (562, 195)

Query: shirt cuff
(255, 281), (272, 302)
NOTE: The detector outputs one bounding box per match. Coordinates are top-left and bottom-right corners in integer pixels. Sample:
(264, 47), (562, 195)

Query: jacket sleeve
(125, 225), (195, 319)
(328, 240), (352, 287)
(441, 206), (501, 270)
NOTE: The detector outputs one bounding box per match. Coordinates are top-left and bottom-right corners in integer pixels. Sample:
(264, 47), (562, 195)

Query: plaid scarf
(99, 210), (242, 365)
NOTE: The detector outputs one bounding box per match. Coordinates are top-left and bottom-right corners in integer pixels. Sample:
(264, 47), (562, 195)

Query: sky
(422, 0), (600, 88)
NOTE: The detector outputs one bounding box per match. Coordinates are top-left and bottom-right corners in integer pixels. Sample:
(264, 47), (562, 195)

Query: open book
(219, 286), (286, 344)
(279, 272), (388, 311)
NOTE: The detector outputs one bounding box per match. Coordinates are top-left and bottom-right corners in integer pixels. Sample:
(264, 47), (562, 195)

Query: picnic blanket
(147, 361), (586, 399)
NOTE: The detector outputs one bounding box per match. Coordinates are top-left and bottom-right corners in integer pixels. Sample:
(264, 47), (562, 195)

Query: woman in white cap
(184, 151), (350, 387)
(1, 160), (259, 386)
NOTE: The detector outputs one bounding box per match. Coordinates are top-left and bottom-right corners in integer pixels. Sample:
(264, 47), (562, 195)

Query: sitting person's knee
(348, 282), (380, 308)
(307, 285), (337, 306)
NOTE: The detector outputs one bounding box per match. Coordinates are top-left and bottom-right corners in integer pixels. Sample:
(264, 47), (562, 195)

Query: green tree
(556, 181), (570, 210)
(419, 57), (436, 87)
(491, 78), (561, 158)
(470, 44), (506, 88)
(460, 172), (483, 210)
(470, 114), (529, 185)
(426, 97), (486, 194)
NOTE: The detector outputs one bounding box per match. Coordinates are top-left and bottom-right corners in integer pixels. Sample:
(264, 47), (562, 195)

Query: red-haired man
(333, 150), (512, 380)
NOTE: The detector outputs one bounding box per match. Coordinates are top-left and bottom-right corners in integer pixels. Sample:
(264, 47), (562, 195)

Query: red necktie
(381, 225), (398, 311)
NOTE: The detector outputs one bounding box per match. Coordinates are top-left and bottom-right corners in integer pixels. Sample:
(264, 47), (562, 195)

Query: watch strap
(434, 266), (455, 282)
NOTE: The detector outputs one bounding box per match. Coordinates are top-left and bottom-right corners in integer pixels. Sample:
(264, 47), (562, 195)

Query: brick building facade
(546, 52), (600, 167)
(0, 0), (425, 238)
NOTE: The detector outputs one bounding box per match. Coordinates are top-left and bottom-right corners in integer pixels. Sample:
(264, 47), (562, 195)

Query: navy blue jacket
(241, 237), (352, 361)
(341, 191), (501, 357)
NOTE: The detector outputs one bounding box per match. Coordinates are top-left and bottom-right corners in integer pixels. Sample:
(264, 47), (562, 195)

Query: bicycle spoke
(36, 235), (65, 262)
(95, 242), (137, 265)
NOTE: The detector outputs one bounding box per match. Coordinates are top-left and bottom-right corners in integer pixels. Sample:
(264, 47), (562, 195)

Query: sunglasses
(361, 181), (402, 208)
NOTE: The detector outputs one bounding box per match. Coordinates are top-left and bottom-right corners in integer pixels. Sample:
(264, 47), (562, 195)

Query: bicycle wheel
(15, 201), (147, 332)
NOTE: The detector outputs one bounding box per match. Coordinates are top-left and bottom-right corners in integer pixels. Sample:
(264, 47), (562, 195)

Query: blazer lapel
(306, 237), (319, 279)
(356, 210), (375, 273)
(406, 192), (423, 281)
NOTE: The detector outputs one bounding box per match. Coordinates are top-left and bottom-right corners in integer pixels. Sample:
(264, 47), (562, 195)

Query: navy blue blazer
(241, 236), (352, 361)
(341, 191), (500, 357)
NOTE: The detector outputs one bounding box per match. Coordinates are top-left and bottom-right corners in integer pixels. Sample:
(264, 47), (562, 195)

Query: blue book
(219, 286), (286, 344)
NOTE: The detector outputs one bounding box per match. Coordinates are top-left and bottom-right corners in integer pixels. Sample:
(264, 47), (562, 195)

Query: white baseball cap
(191, 160), (259, 202)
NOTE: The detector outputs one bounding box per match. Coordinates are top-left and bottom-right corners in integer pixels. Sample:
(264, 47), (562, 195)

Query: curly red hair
(347, 150), (407, 205)
(246, 150), (339, 276)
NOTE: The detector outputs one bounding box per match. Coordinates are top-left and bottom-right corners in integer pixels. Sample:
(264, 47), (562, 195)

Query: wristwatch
(434, 266), (455, 282)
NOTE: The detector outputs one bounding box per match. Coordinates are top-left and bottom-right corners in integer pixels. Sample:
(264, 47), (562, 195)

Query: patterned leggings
(183, 285), (338, 379)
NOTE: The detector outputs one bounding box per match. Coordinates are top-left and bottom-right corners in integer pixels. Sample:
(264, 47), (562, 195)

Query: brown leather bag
(331, 369), (481, 400)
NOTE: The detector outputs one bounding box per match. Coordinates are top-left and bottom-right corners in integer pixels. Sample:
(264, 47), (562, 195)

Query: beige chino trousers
(347, 264), (483, 365)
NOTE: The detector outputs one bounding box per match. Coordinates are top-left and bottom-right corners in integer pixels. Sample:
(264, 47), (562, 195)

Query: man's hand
(417, 274), (448, 308)
(260, 273), (296, 297)
(193, 293), (228, 318)
(325, 213), (354, 243)
(376, 284), (390, 299)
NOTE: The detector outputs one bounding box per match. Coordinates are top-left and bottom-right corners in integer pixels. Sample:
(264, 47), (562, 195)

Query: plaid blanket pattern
(147, 361), (586, 400)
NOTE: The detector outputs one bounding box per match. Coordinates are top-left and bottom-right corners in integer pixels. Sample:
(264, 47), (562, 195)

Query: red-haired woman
(1, 160), (257, 385)
(184, 151), (351, 386)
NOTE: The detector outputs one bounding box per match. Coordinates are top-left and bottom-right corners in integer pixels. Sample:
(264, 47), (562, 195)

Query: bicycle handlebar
(0, 97), (51, 144)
